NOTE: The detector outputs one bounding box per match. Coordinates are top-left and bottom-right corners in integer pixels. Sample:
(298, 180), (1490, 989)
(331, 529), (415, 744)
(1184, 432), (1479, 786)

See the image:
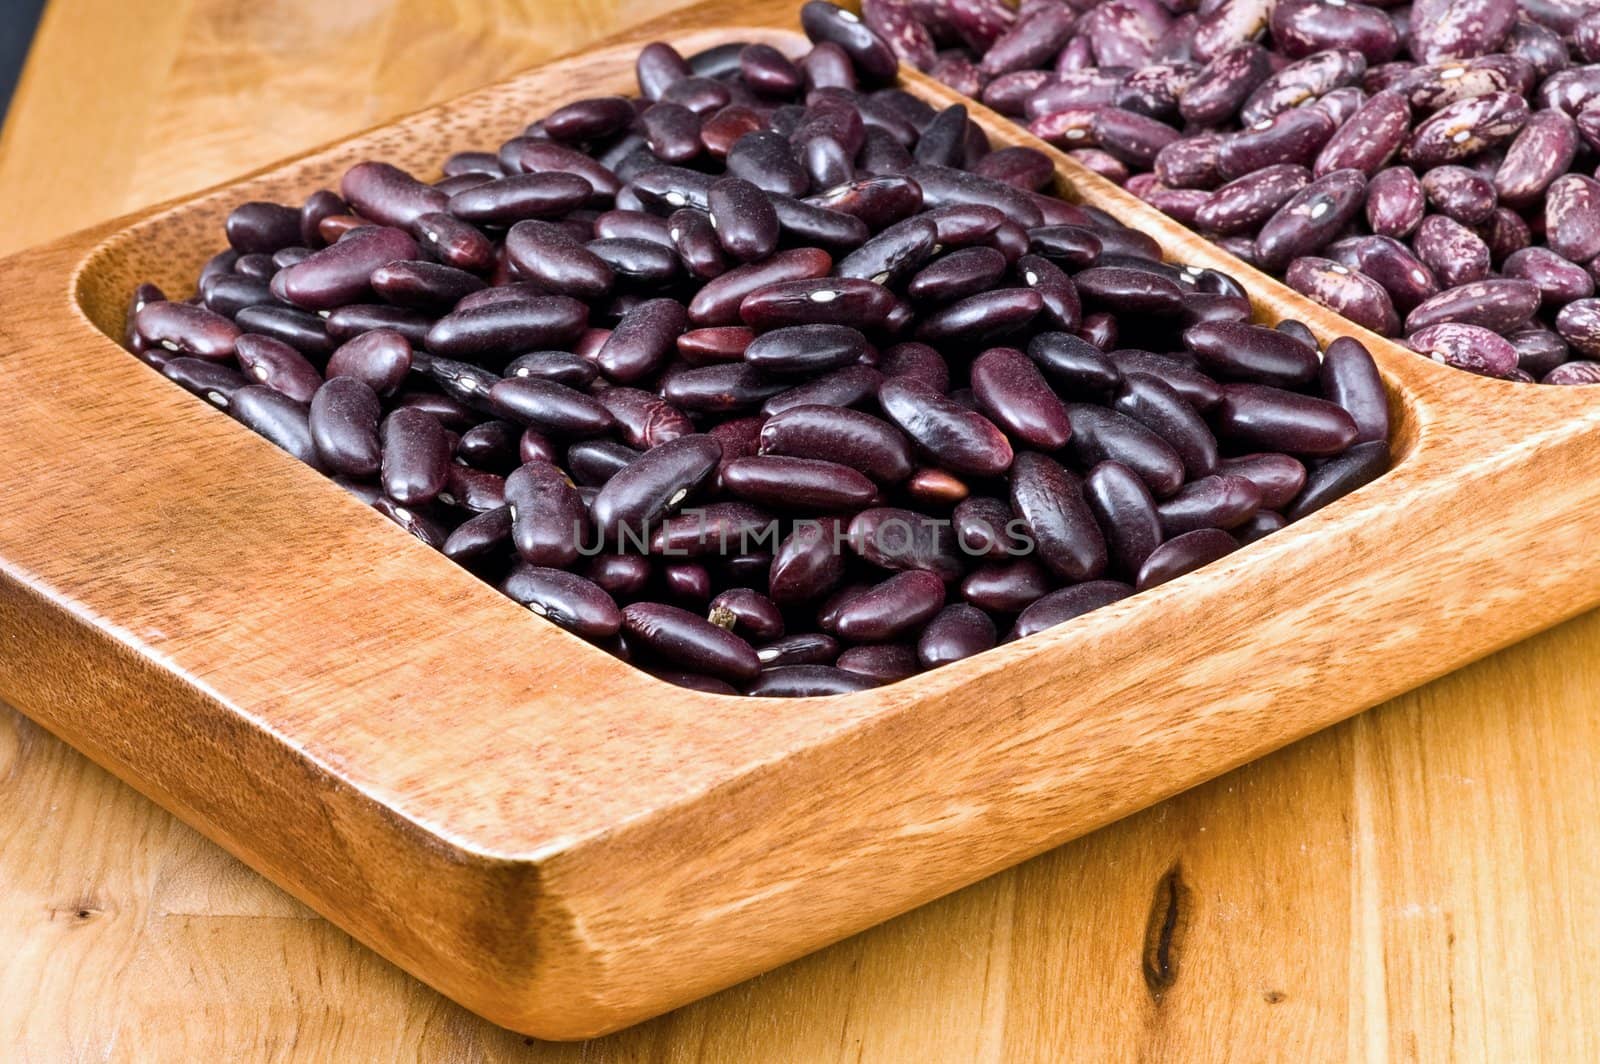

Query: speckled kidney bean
(1503, 247), (1594, 305)
(1326, 235), (1439, 311)
(1537, 64), (1600, 116)
(1360, 166), (1425, 238)
(1254, 169), (1368, 272)
(1412, 214), (1492, 287)
(1405, 278), (1540, 333)
(1312, 91), (1410, 177)
(1408, 0), (1517, 63)
(1555, 299), (1600, 357)
(1544, 361), (1600, 384)
(1285, 257), (1402, 335)
(1181, 43), (1274, 126)
(1192, 165), (1307, 236)
(1407, 322), (1519, 375)
(1420, 164), (1498, 224)
(1153, 134), (1225, 190)
(1403, 91), (1529, 165)
(1241, 49), (1369, 127)
(1216, 108), (1338, 181)
(1546, 175), (1600, 264)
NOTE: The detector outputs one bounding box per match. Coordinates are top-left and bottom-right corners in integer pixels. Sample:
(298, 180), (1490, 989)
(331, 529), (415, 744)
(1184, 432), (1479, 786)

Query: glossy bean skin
(1194, 165), (1309, 236)
(744, 324), (869, 375)
(622, 602), (761, 681)
(969, 346), (1073, 450)
(1504, 247), (1595, 306)
(505, 221), (615, 301)
(916, 604), (997, 668)
(769, 516), (849, 604)
(1284, 257), (1402, 336)
(502, 461), (588, 566)
(745, 665), (877, 696)
(1083, 460), (1162, 577)
(1009, 452), (1107, 580)
(590, 434), (722, 548)
(1065, 404), (1185, 497)
(426, 297), (589, 363)
(1135, 528), (1237, 591)
(1112, 372), (1218, 478)
(1216, 108), (1337, 181)
(1420, 165), (1497, 225)
(688, 248), (833, 325)
(1285, 440), (1390, 519)
(1402, 92), (1529, 166)
(652, 502), (775, 555)
(340, 161), (448, 228)
(1546, 175), (1600, 264)
(1253, 169), (1368, 273)
(135, 300), (242, 360)
(1213, 384), (1360, 456)
(488, 378), (615, 437)
(1326, 235), (1439, 312)
(834, 570), (947, 642)
(848, 506), (965, 582)
(1554, 300), (1600, 358)
(1364, 166), (1426, 238)
(1182, 320), (1319, 388)
(233, 334), (322, 402)
(380, 407), (451, 505)
(1156, 474), (1263, 536)
(501, 564), (621, 638)
(878, 376), (1015, 477)
(1405, 278), (1540, 335)
(1319, 338), (1390, 444)
(759, 404), (913, 483)
(325, 329), (412, 397)
(1494, 110), (1578, 208)
(308, 377), (382, 476)
(1011, 581), (1134, 639)
(1412, 215), (1491, 288)
(722, 455), (878, 510)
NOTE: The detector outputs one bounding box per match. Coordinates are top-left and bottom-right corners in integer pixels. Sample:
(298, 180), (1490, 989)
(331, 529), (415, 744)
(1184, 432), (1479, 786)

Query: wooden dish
(0, 0), (1596, 1040)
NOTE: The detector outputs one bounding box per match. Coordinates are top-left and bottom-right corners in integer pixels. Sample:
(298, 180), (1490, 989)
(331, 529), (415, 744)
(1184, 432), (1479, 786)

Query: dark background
(0, 0), (48, 124)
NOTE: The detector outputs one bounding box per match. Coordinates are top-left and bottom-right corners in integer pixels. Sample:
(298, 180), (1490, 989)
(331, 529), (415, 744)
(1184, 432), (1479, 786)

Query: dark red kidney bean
(708, 588), (785, 643)
(675, 326), (754, 365)
(878, 376), (1014, 477)
(801, 1), (899, 84)
(803, 40), (861, 92)
(905, 466), (968, 506)
(340, 162), (449, 228)
(1233, 509), (1287, 545)
(666, 208), (728, 281)
(1362, 166), (1424, 239)
(972, 145), (1055, 191)
(1284, 258), (1400, 336)
(520, 427), (557, 466)
(1253, 168), (1367, 273)
(1135, 528), (1237, 591)
(1083, 460), (1162, 577)
(1326, 235), (1439, 312)
(446, 172), (590, 225)
(637, 41), (692, 101)
(1026, 225), (1103, 269)
(1544, 361), (1600, 385)
(1318, 337), (1389, 445)
(201, 273), (276, 320)
(639, 102), (703, 165)
(1009, 452), (1107, 581)
(443, 506), (513, 565)
(1285, 440), (1390, 519)
(1216, 108), (1337, 181)
(299, 372), (376, 473)
(392, 391), (478, 430)
(740, 278), (896, 331)
(1073, 267), (1185, 318)
(567, 440), (641, 487)
(1493, 110), (1577, 209)
(501, 564), (621, 639)
(426, 296), (587, 362)
(586, 237), (681, 285)
(487, 377), (614, 438)
(325, 328), (411, 397)
(836, 216), (938, 287)
(370, 260), (485, 312)
(762, 363), (885, 415)
(505, 221), (614, 300)
(1011, 580), (1134, 640)
(1193, 165), (1308, 236)
(769, 516), (849, 603)
(725, 455), (879, 510)
(651, 501), (775, 556)
(651, 669), (739, 694)
(545, 95), (635, 142)
(949, 495), (1016, 559)
(410, 211), (496, 273)
(1412, 215), (1491, 288)
(1181, 43), (1273, 126)
(1314, 91), (1409, 178)
(903, 165), (1044, 228)
(1065, 404), (1185, 498)
(234, 305), (331, 355)
(740, 323), (865, 376)
(1418, 165), (1496, 225)
(699, 105), (764, 157)
(380, 407), (451, 505)
(596, 388), (694, 451)
(725, 130), (810, 197)
(239, 333), (323, 406)
(317, 214), (367, 243)
(1025, 331), (1122, 395)
(1403, 92), (1528, 166)
(504, 351), (598, 389)
(370, 497), (448, 547)
(878, 341), (950, 392)
(1182, 320), (1320, 388)
(913, 104), (972, 169)
(957, 557), (1046, 614)
(592, 434), (721, 545)
(434, 172), (496, 197)
(1112, 350), (1224, 411)
(904, 246), (1006, 305)
(759, 404), (912, 483)
(1407, 323), (1520, 376)
(916, 603), (997, 669)
(1546, 175), (1600, 264)
(1276, 320), (1317, 351)
(235, 252), (278, 281)
(161, 357), (246, 408)
(1405, 279), (1540, 335)
(1217, 453), (1308, 511)
(270, 226), (419, 311)
(1408, 0), (1516, 64)
(661, 363), (786, 414)
(859, 124), (917, 173)
(1507, 327), (1571, 377)
(1504, 247), (1594, 306)
(745, 665), (876, 696)
(969, 346), (1072, 451)
(834, 570), (946, 643)
(1015, 254), (1082, 335)
(456, 420), (522, 472)
(688, 248), (833, 326)
(299, 190), (346, 249)
(1557, 300), (1600, 358)
(225, 202), (301, 254)
(1112, 372), (1218, 478)
(1089, 107), (1180, 169)
(124, 282), (165, 353)
(767, 193), (870, 248)
(1156, 474), (1263, 536)
(806, 174), (925, 231)
(135, 301), (241, 360)
(226, 385), (320, 470)
(442, 150), (504, 178)
(1214, 384), (1360, 456)
(595, 210), (671, 247)
(592, 297), (685, 384)
(848, 505), (965, 581)
(503, 461), (587, 567)
(1273, 1), (1399, 60)
(705, 176), (779, 262)
(630, 164), (714, 211)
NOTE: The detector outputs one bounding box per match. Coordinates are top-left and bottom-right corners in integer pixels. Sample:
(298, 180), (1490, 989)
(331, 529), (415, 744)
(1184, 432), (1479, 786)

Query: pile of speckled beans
(867, 0), (1600, 383)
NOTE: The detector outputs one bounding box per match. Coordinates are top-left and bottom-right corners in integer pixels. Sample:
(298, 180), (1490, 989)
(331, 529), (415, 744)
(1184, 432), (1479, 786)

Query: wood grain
(2, 0), (1599, 1056)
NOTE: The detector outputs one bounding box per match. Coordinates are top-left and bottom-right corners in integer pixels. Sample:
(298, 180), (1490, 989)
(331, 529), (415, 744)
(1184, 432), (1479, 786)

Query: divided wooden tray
(1, 0), (1597, 1040)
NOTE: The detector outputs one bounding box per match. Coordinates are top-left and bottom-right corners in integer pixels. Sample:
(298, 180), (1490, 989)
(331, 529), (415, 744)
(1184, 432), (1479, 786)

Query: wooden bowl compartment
(0, 1), (1595, 1040)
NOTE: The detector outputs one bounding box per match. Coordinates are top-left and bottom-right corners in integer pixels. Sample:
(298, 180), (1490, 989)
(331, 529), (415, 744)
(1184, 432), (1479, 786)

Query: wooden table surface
(3, 2), (1598, 1059)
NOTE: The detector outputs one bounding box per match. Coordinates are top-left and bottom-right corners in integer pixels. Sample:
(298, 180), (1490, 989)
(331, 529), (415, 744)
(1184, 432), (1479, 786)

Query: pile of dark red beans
(871, 0), (1600, 383)
(122, 3), (1391, 696)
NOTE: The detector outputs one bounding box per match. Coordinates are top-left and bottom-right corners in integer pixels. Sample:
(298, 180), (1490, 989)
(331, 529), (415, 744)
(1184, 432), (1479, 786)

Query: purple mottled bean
(1546, 175), (1600, 264)
(1504, 247), (1594, 306)
(1364, 166), (1425, 238)
(1485, 109), (1574, 210)
(1242, 50), (1369, 127)
(1408, 0), (1516, 63)
(1407, 322), (1519, 376)
(1412, 214), (1491, 287)
(1420, 165), (1497, 225)
(1556, 299), (1600, 358)
(1405, 278), (1539, 334)
(1327, 235), (1439, 311)
(1403, 92), (1529, 165)
(1193, 165), (1309, 236)
(1182, 43), (1273, 125)
(1284, 257), (1401, 335)
(1544, 361), (1600, 385)
(1314, 91), (1409, 177)
(1090, 107), (1181, 169)
(1253, 169), (1368, 273)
